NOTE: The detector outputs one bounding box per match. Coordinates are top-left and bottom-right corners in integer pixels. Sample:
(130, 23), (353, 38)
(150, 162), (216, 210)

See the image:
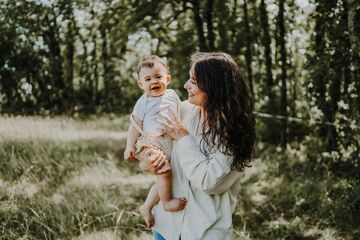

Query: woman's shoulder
(180, 100), (197, 110)
(180, 101), (198, 120)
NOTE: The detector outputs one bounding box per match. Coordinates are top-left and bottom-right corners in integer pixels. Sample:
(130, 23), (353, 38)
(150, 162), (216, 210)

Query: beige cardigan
(152, 101), (241, 240)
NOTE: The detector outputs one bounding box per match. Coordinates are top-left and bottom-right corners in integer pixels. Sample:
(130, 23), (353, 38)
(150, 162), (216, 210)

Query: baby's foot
(139, 205), (154, 228)
(163, 198), (187, 212)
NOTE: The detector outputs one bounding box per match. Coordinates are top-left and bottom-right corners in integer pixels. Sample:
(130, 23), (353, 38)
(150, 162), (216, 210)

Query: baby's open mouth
(151, 86), (160, 90)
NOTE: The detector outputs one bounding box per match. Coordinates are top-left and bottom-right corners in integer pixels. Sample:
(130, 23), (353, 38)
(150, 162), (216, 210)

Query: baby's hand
(124, 148), (136, 161)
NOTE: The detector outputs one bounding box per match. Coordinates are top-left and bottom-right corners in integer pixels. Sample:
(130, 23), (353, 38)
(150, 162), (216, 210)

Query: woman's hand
(140, 148), (170, 174)
(158, 109), (189, 141)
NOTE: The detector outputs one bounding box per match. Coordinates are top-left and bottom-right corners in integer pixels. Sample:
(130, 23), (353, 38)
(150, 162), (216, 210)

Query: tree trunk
(341, 0), (351, 99)
(278, 0), (288, 149)
(43, 13), (64, 112)
(100, 21), (110, 110)
(192, 0), (207, 51)
(313, 2), (328, 139)
(260, 0), (274, 99)
(92, 35), (98, 105)
(347, 0), (360, 116)
(289, 47), (297, 117)
(243, 0), (254, 97)
(230, 0), (239, 54)
(328, 50), (342, 150)
(87, 8), (98, 111)
(77, 30), (89, 89)
(64, 6), (75, 107)
(216, 0), (229, 51)
(205, 0), (215, 50)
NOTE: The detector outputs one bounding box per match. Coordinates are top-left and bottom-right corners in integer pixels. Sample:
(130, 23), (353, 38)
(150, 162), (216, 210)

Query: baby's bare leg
(139, 184), (159, 228)
(157, 171), (187, 212)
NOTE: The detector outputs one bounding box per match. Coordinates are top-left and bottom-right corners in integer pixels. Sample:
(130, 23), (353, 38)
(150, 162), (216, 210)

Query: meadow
(0, 116), (358, 240)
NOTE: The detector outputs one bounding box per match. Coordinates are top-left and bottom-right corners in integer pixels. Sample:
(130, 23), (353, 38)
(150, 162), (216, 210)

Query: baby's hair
(136, 55), (169, 78)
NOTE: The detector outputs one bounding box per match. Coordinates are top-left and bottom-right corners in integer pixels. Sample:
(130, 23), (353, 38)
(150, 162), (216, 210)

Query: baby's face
(138, 62), (170, 97)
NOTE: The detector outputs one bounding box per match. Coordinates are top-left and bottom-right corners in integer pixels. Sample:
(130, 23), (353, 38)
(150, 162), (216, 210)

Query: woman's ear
(166, 74), (171, 82)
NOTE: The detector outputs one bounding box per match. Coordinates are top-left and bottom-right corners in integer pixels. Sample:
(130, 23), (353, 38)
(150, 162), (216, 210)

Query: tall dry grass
(0, 116), (154, 239)
(0, 116), (357, 239)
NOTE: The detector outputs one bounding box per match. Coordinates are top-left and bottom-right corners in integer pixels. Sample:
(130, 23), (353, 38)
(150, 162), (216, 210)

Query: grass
(0, 116), (358, 239)
(0, 115), (154, 239)
(234, 145), (360, 240)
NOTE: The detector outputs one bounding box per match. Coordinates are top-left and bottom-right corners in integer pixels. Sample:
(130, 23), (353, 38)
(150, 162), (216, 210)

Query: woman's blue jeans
(153, 230), (166, 240)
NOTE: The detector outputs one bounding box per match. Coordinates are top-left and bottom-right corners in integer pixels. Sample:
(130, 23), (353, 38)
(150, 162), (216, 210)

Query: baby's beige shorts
(135, 134), (172, 174)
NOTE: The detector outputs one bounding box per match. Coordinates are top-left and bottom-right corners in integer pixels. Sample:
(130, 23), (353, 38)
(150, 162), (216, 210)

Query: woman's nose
(184, 79), (190, 89)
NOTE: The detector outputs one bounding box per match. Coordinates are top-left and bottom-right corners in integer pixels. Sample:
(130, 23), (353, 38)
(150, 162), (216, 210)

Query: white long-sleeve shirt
(152, 101), (241, 240)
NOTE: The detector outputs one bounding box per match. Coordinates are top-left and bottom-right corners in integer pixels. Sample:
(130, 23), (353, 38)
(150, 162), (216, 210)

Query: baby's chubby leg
(136, 147), (186, 214)
(157, 170), (187, 212)
(139, 173), (187, 228)
(140, 184), (159, 228)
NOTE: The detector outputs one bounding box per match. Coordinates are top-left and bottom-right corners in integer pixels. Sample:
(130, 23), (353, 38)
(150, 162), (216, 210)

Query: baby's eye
(145, 78), (151, 81)
(156, 75), (161, 79)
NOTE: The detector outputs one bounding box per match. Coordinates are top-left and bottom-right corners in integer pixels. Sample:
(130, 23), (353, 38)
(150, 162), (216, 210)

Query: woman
(145, 52), (256, 240)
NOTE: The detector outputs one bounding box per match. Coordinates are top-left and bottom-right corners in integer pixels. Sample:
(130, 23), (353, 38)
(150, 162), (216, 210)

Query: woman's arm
(159, 101), (240, 194)
(175, 135), (240, 194)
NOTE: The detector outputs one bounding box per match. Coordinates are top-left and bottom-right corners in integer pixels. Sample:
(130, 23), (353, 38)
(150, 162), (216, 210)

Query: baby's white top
(132, 89), (180, 134)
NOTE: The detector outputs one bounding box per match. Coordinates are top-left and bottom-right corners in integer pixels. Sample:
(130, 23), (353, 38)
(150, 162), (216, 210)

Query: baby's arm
(124, 117), (142, 161)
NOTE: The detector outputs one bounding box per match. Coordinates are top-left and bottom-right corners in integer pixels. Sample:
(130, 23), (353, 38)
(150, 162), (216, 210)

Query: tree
(347, 0), (360, 117)
(243, 0), (254, 96)
(278, 0), (288, 149)
(260, 0), (274, 100)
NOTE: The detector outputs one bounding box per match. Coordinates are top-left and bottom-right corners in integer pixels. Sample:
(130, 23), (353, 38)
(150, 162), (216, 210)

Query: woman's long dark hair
(191, 52), (256, 172)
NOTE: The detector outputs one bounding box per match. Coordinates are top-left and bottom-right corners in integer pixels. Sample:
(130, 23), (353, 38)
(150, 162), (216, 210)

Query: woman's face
(184, 64), (207, 107)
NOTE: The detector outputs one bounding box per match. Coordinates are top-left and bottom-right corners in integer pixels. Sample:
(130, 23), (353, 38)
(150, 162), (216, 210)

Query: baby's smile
(151, 85), (161, 90)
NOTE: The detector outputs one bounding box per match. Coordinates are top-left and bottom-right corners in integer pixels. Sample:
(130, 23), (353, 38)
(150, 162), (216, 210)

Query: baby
(124, 55), (187, 228)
